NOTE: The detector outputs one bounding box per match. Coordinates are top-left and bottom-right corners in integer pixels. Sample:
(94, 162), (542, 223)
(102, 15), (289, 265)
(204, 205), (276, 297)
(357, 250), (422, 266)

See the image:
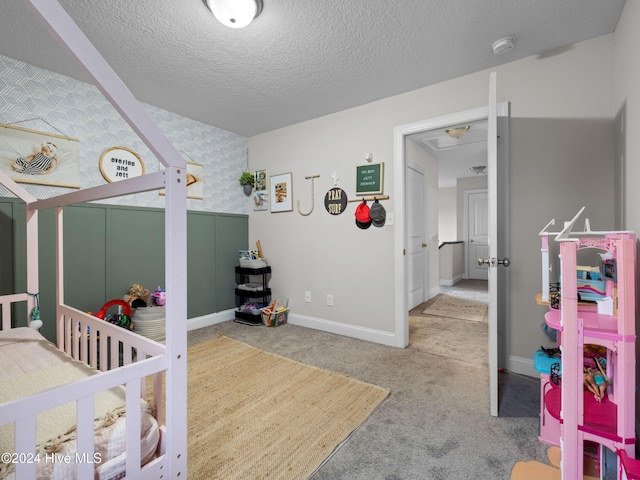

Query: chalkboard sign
(356, 162), (384, 195)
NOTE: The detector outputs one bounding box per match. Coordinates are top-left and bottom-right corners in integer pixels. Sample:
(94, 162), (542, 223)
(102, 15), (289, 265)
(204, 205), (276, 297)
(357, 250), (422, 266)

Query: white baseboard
(507, 354), (538, 378)
(186, 309), (398, 347)
(187, 309), (235, 331)
(439, 274), (464, 287)
(288, 313), (397, 347)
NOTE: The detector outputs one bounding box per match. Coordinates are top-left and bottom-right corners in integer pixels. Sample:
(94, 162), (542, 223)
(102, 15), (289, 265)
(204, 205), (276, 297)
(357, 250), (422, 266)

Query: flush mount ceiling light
(445, 125), (470, 139)
(203, 0), (263, 29)
(470, 166), (487, 175)
(492, 36), (516, 55)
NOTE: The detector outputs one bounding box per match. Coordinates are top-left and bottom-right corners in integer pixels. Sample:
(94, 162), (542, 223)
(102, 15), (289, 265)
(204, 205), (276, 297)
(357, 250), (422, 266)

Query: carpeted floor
(410, 313), (488, 367)
(187, 283), (549, 480)
(410, 281), (488, 367)
(422, 294), (488, 322)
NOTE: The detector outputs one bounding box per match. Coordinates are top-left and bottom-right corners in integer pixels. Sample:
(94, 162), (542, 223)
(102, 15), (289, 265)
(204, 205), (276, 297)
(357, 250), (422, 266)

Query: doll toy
(124, 283), (152, 308)
(583, 357), (608, 402)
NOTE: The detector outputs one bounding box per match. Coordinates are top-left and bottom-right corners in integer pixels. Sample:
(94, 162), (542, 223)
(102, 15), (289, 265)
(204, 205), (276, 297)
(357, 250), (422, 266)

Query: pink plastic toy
(154, 286), (166, 306)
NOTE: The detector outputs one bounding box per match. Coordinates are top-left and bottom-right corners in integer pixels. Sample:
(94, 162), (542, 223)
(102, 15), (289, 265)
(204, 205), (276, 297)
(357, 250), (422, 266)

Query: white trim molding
(289, 313), (397, 347)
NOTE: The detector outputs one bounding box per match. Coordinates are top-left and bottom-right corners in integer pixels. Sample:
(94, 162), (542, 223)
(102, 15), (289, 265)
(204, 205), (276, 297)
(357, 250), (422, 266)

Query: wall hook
(297, 174), (320, 216)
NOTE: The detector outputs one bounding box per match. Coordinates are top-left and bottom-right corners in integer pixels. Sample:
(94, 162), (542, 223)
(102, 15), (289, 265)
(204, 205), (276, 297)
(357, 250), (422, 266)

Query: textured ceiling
(0, 0), (626, 138)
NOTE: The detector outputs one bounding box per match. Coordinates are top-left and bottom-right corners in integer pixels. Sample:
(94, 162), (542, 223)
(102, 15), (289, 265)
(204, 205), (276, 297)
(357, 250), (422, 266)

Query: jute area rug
(422, 293), (487, 322)
(185, 335), (390, 479)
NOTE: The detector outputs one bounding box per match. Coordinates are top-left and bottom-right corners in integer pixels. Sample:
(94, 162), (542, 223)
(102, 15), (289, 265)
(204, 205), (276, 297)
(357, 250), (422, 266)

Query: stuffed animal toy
(153, 286), (166, 306)
(124, 283), (152, 308)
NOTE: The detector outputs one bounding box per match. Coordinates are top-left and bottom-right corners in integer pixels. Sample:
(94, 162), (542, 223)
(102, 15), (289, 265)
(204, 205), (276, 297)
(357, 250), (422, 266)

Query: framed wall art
(270, 172), (293, 213)
(253, 191), (269, 211)
(185, 161), (204, 199)
(255, 169), (267, 192)
(253, 169), (268, 211)
(160, 160), (204, 199)
(0, 122), (81, 188)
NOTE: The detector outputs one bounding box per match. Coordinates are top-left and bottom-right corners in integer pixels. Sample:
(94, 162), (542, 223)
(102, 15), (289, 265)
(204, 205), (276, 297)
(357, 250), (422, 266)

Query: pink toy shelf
(512, 208), (639, 480)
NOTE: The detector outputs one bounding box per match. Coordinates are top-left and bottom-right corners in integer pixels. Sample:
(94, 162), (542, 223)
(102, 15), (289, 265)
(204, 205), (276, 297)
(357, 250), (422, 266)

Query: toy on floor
(95, 299), (133, 330)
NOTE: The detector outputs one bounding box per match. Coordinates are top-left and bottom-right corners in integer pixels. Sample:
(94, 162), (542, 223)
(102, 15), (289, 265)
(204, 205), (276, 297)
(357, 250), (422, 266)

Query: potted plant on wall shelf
(239, 171), (255, 196)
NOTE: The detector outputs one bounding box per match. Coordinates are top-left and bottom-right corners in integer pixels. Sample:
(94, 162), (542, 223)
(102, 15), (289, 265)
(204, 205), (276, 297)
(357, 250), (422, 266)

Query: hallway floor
(440, 279), (489, 303)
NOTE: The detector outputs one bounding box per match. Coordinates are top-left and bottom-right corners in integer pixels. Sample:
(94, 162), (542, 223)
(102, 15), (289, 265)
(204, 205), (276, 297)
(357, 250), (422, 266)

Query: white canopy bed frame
(0, 0), (188, 478)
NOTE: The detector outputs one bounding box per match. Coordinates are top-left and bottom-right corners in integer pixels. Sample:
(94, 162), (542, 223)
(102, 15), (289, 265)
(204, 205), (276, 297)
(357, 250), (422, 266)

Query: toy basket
(261, 307), (289, 327)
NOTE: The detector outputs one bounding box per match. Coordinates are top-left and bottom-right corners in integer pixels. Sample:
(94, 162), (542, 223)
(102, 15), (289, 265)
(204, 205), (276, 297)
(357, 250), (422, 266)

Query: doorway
(393, 95), (510, 415)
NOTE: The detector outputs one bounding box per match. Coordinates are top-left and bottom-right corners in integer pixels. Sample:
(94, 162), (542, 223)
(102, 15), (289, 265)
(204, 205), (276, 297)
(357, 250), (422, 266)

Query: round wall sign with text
(324, 188), (347, 215)
(99, 146), (145, 182)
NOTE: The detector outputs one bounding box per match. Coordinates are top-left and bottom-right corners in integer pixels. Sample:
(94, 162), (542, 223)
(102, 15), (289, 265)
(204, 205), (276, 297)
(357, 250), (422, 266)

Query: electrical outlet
(326, 294), (333, 306)
(305, 291), (311, 303)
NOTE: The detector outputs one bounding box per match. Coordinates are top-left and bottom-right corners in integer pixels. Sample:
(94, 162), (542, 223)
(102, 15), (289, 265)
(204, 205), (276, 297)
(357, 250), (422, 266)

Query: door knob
(422, 243), (428, 248)
(498, 257), (511, 267)
(478, 257), (510, 267)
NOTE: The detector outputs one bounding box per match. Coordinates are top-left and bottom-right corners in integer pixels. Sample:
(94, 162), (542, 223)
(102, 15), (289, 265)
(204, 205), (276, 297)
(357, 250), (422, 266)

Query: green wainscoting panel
(0, 198), (248, 342)
(187, 212), (216, 318)
(0, 200), (25, 329)
(0, 200), (16, 296)
(107, 207), (165, 302)
(37, 208), (57, 341)
(214, 214), (249, 312)
(63, 205), (108, 313)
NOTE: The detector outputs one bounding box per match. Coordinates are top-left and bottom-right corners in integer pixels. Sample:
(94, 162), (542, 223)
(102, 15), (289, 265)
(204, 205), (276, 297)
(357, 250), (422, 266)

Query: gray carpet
(187, 315), (548, 479)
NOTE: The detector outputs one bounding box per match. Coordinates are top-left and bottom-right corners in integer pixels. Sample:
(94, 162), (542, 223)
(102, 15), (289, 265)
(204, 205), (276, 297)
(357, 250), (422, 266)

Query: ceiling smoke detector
(492, 36), (516, 55)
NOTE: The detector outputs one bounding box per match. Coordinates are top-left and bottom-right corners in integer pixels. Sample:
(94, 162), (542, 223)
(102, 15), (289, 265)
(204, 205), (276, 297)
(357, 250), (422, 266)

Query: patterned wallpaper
(0, 54), (249, 215)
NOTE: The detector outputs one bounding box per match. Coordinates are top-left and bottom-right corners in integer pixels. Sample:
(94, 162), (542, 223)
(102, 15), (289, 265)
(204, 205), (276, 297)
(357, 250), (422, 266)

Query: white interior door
(407, 165), (426, 309)
(466, 190), (489, 279)
(487, 72), (499, 417)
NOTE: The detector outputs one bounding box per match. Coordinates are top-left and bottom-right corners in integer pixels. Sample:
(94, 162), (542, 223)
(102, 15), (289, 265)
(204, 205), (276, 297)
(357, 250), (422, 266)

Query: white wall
(439, 243), (465, 286)
(438, 187), (457, 241)
(613, 0), (640, 234)
(249, 34), (617, 356)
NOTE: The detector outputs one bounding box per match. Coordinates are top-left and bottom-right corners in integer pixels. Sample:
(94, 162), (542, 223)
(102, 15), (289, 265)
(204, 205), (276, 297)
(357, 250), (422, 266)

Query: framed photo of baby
(0, 123), (81, 188)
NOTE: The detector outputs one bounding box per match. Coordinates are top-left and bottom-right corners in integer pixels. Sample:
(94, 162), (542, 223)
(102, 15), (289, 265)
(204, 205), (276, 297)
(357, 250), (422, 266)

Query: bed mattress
(0, 327), (159, 480)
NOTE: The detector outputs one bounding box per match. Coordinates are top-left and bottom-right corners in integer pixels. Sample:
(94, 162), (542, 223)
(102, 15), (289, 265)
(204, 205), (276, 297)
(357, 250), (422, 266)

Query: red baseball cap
(355, 201), (372, 229)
